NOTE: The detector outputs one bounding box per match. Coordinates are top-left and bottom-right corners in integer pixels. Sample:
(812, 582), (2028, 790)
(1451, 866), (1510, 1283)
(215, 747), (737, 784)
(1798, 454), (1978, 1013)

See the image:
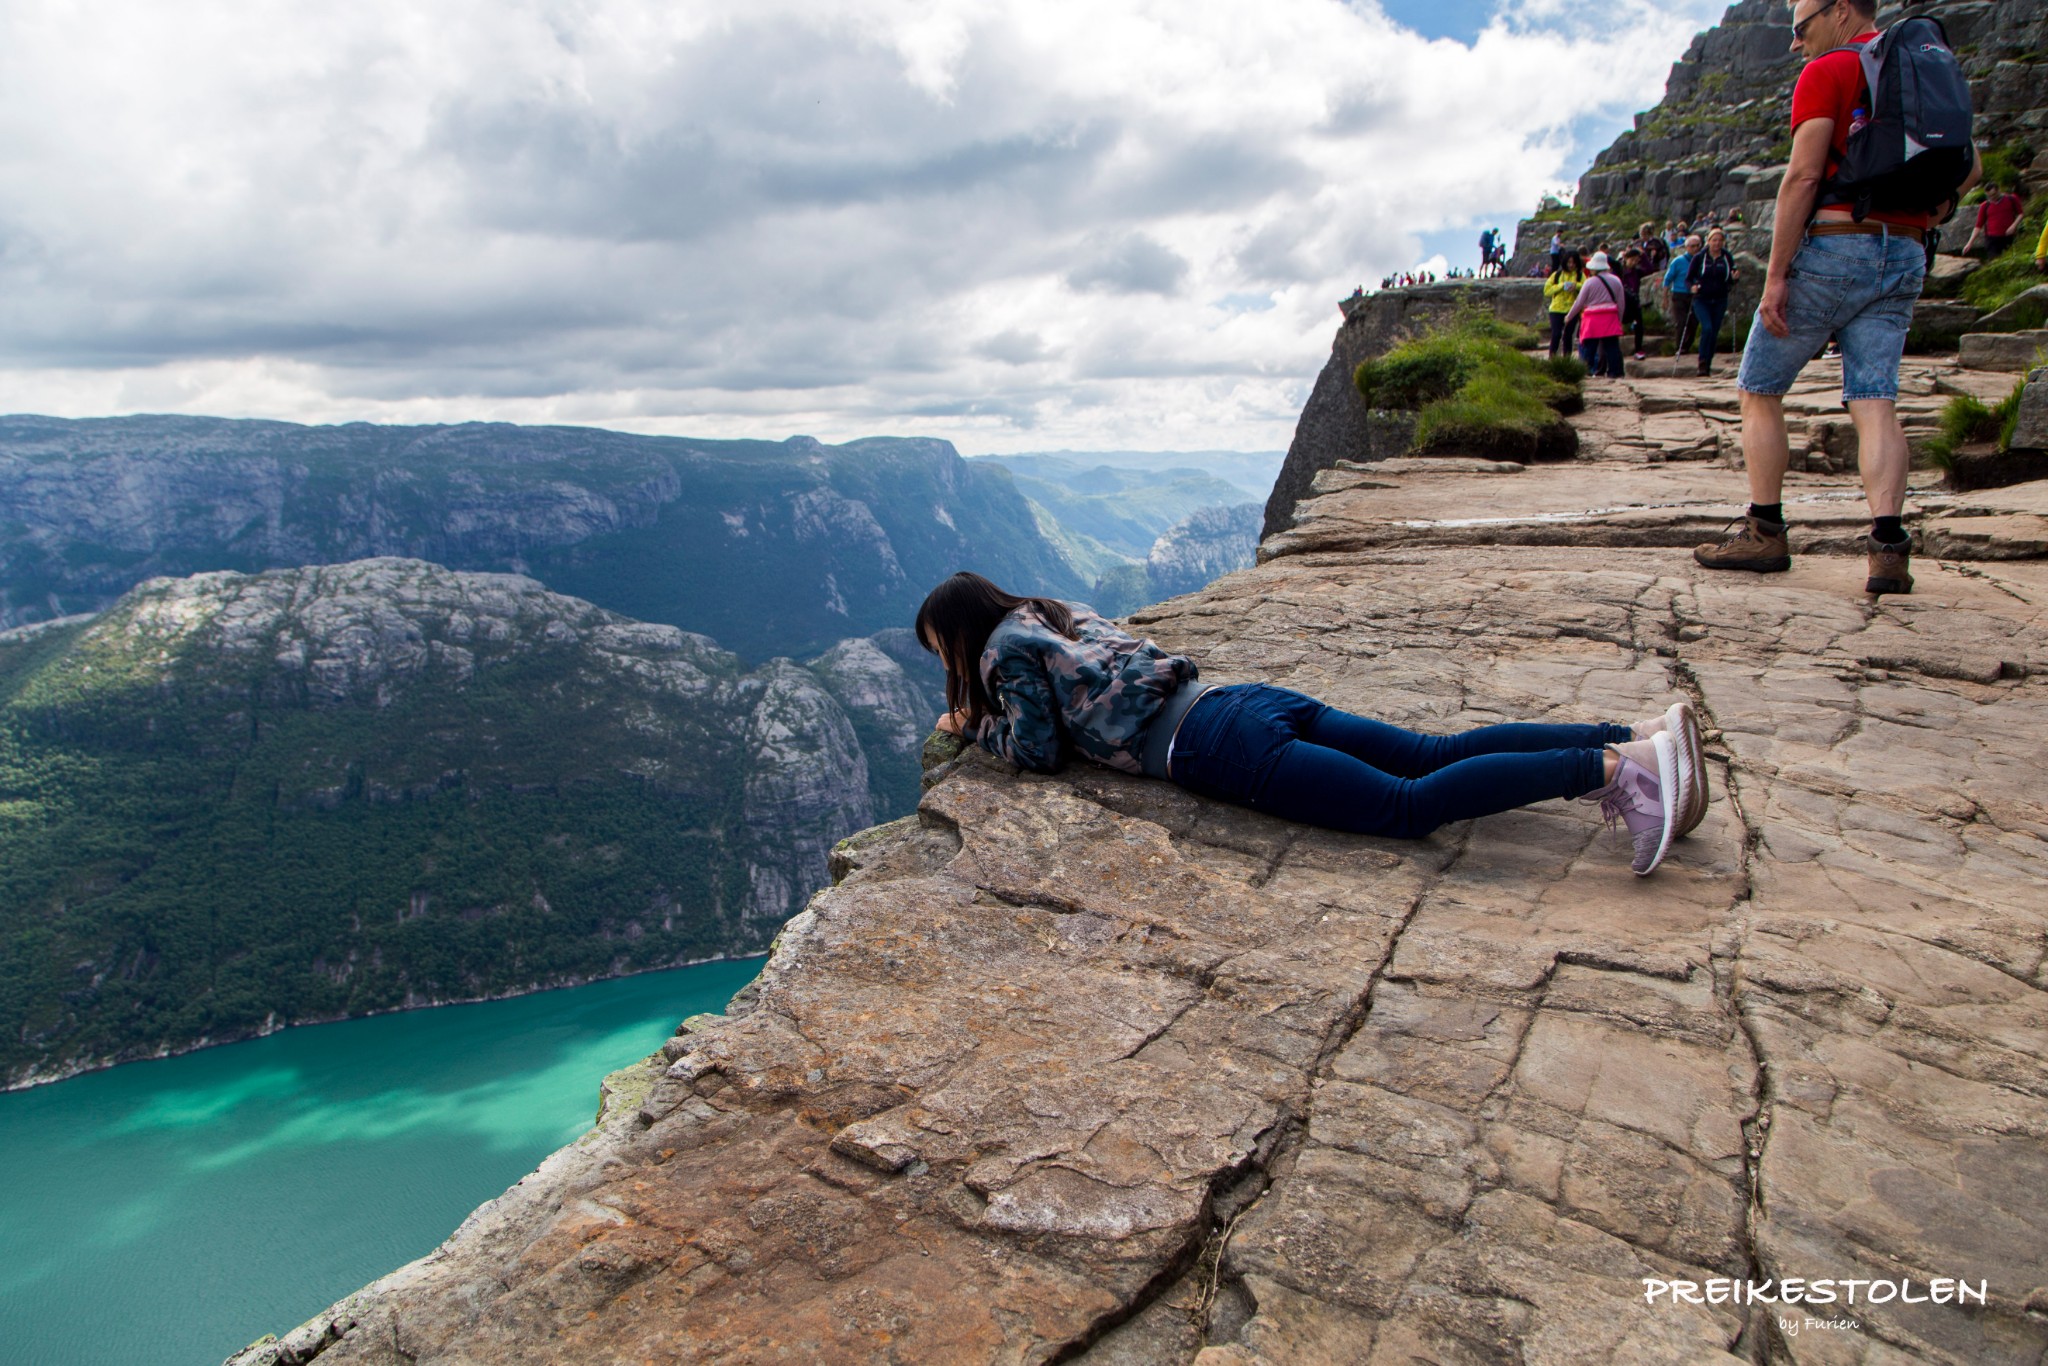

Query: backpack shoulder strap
(1817, 34), (1884, 98)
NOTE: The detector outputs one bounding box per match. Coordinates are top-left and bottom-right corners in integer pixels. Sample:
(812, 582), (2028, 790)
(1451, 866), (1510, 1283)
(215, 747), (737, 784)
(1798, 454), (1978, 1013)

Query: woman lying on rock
(914, 572), (1706, 875)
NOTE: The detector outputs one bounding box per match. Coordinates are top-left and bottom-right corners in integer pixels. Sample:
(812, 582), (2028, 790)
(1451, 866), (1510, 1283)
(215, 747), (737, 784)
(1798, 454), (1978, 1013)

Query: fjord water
(0, 958), (762, 1366)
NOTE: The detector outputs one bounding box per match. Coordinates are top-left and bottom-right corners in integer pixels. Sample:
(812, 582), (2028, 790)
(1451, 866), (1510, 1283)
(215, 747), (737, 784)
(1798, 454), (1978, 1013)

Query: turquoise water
(0, 958), (762, 1366)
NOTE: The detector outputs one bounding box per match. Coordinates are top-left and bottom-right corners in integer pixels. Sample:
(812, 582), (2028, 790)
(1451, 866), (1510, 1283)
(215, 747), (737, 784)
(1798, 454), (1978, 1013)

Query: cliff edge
(231, 419), (2048, 1361)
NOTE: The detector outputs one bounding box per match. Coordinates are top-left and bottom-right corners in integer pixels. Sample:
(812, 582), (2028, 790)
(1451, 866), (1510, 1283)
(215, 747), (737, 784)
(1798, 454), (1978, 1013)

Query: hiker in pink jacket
(1565, 251), (1628, 378)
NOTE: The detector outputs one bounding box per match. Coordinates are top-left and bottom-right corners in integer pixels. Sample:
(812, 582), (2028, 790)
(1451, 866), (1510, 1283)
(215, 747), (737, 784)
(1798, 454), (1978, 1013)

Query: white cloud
(0, 0), (1728, 452)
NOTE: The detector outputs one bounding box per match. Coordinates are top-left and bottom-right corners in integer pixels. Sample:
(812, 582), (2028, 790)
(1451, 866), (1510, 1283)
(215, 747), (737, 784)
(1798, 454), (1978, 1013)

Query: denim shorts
(1735, 230), (1926, 403)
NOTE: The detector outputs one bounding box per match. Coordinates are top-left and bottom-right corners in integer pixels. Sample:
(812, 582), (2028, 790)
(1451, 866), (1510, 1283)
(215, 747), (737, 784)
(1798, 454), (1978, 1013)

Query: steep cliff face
(0, 559), (879, 1088)
(805, 629), (947, 820)
(1514, 0), (2048, 267)
(0, 416), (1083, 659)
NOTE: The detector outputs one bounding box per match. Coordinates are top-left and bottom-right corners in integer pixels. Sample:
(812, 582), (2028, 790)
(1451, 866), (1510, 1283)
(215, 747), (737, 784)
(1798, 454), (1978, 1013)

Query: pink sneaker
(1629, 702), (1706, 837)
(1583, 734), (1678, 875)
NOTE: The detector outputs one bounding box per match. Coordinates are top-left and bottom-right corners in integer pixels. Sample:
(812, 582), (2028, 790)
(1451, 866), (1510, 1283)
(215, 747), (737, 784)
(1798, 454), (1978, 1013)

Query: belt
(1138, 684), (1216, 780)
(1808, 220), (1926, 243)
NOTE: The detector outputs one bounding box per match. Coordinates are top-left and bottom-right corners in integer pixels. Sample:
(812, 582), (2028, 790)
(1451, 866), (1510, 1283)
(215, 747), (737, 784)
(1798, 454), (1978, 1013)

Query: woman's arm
(975, 647), (1066, 772)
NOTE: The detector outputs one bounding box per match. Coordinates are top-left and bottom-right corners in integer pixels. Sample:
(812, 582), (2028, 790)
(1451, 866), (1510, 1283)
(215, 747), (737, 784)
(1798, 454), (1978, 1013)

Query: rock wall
(1261, 280), (1548, 540)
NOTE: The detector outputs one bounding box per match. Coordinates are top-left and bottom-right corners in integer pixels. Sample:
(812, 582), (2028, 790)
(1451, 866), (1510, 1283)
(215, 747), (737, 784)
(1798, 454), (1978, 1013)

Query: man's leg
(1847, 398), (1908, 519)
(1834, 234), (1927, 595)
(1740, 390), (1793, 509)
(1694, 388), (1794, 572)
(1849, 396), (1913, 594)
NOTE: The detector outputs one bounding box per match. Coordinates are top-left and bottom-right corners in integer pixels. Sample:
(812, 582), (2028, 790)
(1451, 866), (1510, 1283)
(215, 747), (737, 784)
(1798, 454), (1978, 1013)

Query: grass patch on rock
(1354, 310), (1583, 463)
(1925, 381), (2026, 469)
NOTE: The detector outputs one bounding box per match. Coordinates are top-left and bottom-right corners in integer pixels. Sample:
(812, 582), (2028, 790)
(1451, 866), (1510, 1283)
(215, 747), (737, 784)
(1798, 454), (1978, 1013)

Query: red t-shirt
(1789, 32), (1932, 230)
(1977, 192), (2023, 237)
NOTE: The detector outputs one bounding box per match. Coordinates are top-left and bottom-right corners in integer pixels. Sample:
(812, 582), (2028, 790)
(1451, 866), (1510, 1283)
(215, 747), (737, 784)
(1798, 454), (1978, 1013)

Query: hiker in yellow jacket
(1545, 250), (1585, 358)
(2035, 215), (2048, 273)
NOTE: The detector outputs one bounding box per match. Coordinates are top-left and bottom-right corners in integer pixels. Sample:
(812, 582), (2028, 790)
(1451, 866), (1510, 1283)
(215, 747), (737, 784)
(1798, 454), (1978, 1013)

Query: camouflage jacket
(973, 603), (1197, 774)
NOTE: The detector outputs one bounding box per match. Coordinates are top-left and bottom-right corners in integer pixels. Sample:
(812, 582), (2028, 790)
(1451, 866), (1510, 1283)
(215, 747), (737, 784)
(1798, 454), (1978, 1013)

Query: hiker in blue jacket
(915, 572), (1707, 875)
(1663, 235), (1701, 356)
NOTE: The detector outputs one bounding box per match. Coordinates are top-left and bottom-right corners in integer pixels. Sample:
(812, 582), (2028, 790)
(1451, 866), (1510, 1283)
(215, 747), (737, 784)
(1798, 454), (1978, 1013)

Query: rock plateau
(229, 347), (2048, 1363)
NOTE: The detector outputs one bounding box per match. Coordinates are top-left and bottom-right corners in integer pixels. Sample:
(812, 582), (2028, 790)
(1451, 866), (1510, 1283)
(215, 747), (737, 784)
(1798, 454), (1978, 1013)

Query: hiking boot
(1866, 535), (1913, 595)
(1630, 702), (1707, 837)
(1695, 515), (1790, 573)
(1580, 734), (1678, 875)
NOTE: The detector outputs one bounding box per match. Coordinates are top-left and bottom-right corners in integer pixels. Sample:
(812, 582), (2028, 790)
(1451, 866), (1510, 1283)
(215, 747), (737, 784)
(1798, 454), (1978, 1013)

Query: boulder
(1944, 446), (2048, 490)
(1926, 252), (1982, 290)
(1908, 299), (1984, 351)
(2009, 366), (2048, 452)
(1959, 329), (2048, 372)
(1977, 284), (2048, 334)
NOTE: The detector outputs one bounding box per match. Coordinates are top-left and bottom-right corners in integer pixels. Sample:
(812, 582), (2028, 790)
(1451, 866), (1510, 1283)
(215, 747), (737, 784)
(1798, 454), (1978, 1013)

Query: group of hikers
(1373, 266), (1482, 290)
(1477, 226), (1509, 277)
(916, 0), (1985, 879)
(1543, 221), (1741, 377)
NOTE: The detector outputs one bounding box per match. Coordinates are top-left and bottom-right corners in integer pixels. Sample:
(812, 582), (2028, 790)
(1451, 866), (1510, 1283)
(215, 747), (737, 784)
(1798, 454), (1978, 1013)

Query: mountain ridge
(0, 557), (940, 1089)
(0, 414), (1083, 662)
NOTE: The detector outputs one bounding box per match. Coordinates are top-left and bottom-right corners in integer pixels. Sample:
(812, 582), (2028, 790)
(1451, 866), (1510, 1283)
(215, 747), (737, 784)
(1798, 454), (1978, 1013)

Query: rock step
(1280, 462), (2048, 563)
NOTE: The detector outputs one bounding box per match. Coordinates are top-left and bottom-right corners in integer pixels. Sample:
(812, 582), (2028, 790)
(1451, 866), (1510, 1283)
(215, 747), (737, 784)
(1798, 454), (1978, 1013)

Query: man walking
(1663, 234), (1700, 356)
(1696, 0), (1977, 595)
(1967, 183), (2024, 257)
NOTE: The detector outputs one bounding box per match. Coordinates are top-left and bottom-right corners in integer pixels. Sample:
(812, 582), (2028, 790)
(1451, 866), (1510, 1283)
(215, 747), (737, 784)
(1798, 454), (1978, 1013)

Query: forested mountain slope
(0, 559), (933, 1087)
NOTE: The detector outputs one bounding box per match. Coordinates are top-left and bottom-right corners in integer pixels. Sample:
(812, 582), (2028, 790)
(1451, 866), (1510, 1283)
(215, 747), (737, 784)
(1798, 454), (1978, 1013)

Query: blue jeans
(1693, 295), (1730, 369)
(1736, 230), (1926, 402)
(1167, 685), (1620, 839)
(1579, 335), (1623, 377)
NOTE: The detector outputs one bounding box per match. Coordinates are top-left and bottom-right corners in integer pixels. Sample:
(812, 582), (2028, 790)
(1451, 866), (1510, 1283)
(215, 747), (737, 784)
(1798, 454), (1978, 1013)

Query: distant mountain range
(1090, 502), (1266, 617)
(0, 415), (1082, 662)
(0, 559), (941, 1087)
(968, 449), (1280, 603)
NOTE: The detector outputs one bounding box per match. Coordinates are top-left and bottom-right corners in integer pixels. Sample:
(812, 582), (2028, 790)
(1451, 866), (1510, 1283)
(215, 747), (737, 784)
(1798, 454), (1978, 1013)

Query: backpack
(1820, 17), (1975, 221)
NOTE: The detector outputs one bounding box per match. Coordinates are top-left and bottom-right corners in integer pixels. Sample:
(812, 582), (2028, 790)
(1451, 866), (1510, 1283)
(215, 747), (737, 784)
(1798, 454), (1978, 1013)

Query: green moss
(1996, 382), (2028, 452)
(1355, 309), (1584, 462)
(1977, 139), (2036, 192)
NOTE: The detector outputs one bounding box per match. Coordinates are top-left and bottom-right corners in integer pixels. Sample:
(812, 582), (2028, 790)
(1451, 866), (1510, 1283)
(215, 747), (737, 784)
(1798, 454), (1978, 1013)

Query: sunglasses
(1792, 0), (1838, 41)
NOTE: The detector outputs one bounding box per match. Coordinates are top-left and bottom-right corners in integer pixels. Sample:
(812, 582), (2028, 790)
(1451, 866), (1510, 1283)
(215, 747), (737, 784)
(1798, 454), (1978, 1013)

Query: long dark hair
(914, 572), (1076, 728)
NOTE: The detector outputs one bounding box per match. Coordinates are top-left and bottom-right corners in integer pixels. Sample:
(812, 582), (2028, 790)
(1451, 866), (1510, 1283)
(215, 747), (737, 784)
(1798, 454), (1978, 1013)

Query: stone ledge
(237, 528), (2048, 1364)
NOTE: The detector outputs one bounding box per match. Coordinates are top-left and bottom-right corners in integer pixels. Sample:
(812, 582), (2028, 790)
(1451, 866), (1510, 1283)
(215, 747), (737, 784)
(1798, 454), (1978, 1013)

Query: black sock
(1872, 516), (1905, 545)
(1749, 502), (1784, 526)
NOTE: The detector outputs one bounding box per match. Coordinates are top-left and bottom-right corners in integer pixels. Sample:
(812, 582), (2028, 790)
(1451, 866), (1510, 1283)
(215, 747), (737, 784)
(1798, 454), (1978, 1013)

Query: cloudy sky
(0, 0), (1729, 452)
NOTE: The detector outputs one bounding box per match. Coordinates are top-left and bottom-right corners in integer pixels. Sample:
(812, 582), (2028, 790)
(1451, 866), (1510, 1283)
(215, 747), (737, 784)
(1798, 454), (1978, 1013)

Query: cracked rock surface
(233, 438), (2048, 1364)
(236, 562), (2048, 1362)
